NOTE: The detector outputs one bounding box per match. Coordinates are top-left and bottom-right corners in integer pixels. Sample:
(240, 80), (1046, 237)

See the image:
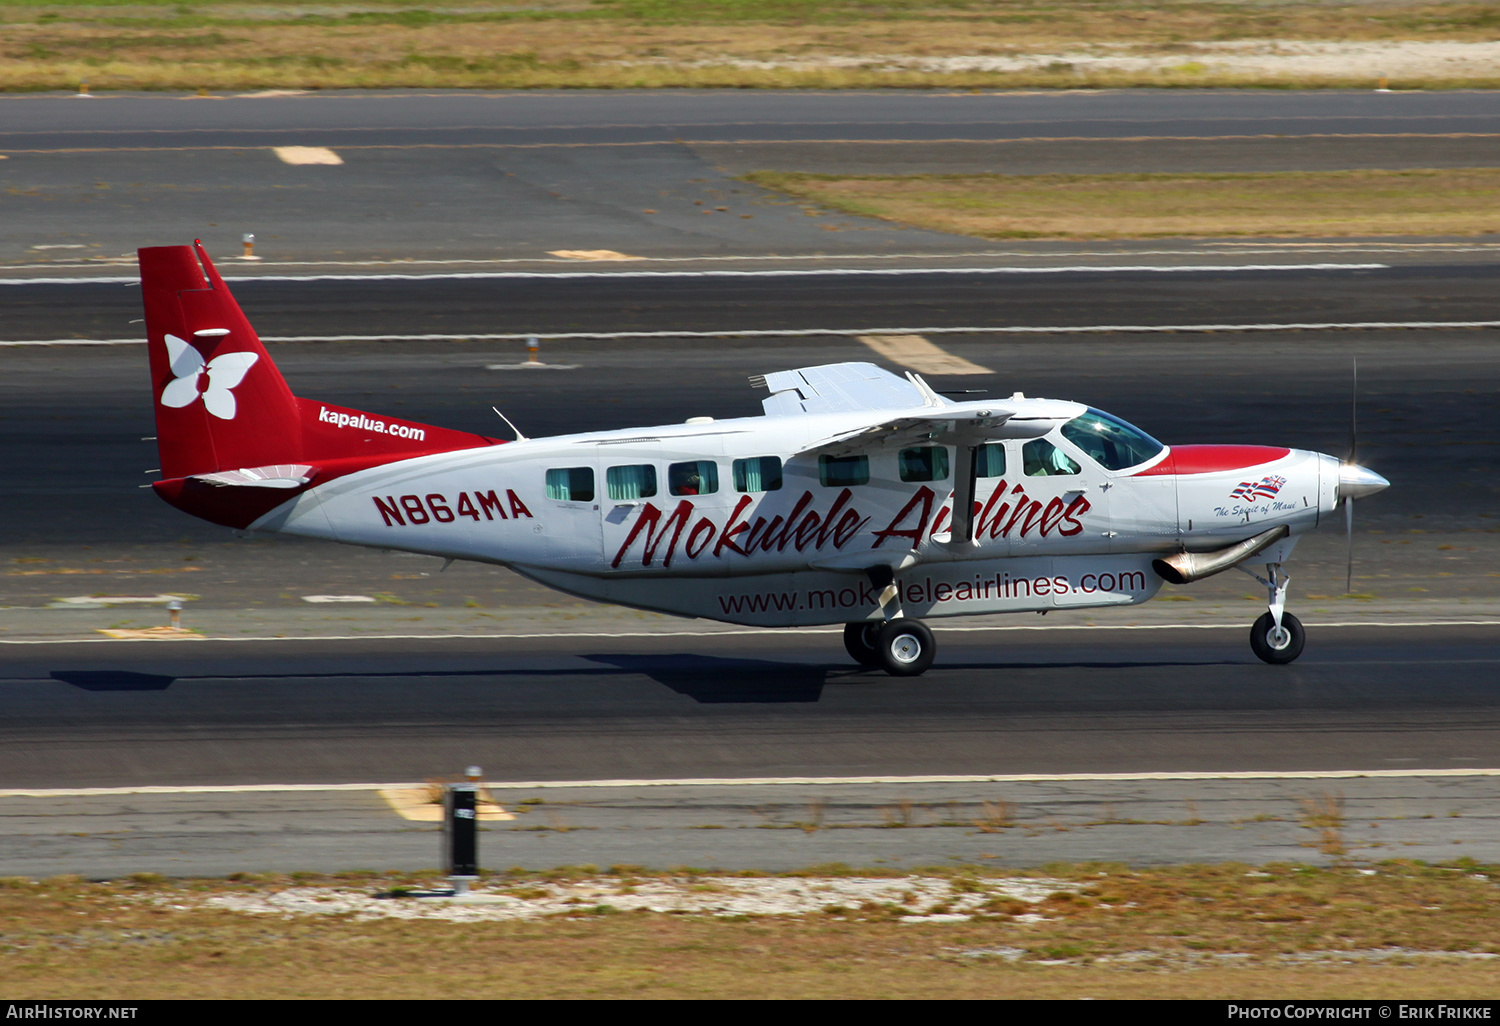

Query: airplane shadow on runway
(45, 661), (845, 701)
(42, 654), (1244, 701)
(50, 670), (175, 692)
(585, 654), (837, 703)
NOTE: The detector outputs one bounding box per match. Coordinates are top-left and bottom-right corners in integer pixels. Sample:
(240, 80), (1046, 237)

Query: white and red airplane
(141, 242), (1389, 675)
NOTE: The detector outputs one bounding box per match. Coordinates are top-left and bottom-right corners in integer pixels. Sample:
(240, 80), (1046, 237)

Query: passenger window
(1022, 439), (1080, 477)
(733, 456), (783, 493)
(669, 460), (718, 497)
(898, 446), (949, 483)
(545, 467), (594, 502)
(975, 443), (1006, 478)
(819, 454), (869, 487)
(606, 464), (657, 500)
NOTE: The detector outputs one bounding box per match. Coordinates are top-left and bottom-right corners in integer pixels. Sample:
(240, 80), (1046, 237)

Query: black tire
(1250, 611), (1305, 665)
(843, 622), (883, 667)
(876, 619), (936, 677)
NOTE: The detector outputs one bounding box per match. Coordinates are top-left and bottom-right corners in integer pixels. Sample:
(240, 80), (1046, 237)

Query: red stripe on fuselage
(1133, 444), (1291, 477)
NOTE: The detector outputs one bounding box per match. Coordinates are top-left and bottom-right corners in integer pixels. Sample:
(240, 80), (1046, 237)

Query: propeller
(1345, 357), (1357, 594)
(1337, 358), (1391, 593)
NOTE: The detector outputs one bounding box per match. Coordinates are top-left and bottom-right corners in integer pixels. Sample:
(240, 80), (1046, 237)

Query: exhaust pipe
(1152, 525), (1290, 585)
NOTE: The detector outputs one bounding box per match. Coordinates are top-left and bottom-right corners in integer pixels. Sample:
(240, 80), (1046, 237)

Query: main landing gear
(1240, 561), (1305, 665)
(843, 619), (936, 677)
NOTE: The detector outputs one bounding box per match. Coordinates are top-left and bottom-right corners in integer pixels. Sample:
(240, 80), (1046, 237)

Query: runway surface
(7, 89), (1498, 147)
(3, 89), (1497, 266)
(4, 626), (1498, 788)
(1, 269), (1494, 546)
(8, 262), (1500, 340)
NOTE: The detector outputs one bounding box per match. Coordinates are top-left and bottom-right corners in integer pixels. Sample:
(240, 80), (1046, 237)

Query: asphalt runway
(6, 89), (1498, 147)
(3, 626), (1497, 788)
(3, 89), (1496, 265)
(1, 269), (1494, 548)
(7, 263), (1500, 341)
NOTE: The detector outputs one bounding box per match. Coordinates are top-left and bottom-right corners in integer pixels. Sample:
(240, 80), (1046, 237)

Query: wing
(751, 362), (934, 417)
(747, 362), (1082, 456)
(795, 403), (1081, 457)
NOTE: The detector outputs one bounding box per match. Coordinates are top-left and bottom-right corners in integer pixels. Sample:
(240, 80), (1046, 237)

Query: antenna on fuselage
(491, 406), (528, 442)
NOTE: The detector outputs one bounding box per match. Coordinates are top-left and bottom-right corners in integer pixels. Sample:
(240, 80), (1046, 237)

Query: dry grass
(1300, 792), (1349, 857)
(1, 863), (1498, 997)
(742, 168), (1500, 240)
(974, 798), (1016, 833)
(2, 1), (1499, 91)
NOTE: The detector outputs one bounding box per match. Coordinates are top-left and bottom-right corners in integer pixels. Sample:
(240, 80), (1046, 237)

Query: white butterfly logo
(159, 334), (258, 420)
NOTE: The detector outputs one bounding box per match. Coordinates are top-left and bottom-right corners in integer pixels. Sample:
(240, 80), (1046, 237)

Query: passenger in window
(670, 461), (718, 496)
(1023, 439), (1080, 477)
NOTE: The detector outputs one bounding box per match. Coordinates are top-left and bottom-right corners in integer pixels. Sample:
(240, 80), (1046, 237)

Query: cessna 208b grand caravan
(141, 242), (1389, 675)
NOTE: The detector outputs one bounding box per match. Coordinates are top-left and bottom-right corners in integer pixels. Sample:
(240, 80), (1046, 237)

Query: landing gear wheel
(1250, 611), (1305, 665)
(843, 622), (883, 667)
(875, 619), (936, 677)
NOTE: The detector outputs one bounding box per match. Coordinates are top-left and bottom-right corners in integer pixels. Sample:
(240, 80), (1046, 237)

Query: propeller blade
(1345, 355), (1359, 593)
(1348, 356), (1358, 465)
(1344, 495), (1355, 594)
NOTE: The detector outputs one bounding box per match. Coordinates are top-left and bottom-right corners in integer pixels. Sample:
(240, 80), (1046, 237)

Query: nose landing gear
(1240, 561), (1305, 664)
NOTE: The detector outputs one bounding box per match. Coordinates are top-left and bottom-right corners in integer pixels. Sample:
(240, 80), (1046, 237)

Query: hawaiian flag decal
(1229, 475), (1287, 502)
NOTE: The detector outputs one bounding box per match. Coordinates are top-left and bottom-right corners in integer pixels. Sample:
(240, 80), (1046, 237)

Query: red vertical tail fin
(140, 241), (301, 479)
(141, 242), (498, 493)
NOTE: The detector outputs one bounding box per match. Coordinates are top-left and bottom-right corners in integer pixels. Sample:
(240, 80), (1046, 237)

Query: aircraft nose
(1339, 463), (1389, 502)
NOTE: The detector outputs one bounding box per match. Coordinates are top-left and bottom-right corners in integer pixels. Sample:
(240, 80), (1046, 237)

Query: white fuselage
(248, 400), (1337, 627)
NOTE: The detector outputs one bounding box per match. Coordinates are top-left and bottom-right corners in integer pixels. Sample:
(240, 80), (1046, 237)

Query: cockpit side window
(1022, 439), (1080, 477)
(1060, 408), (1165, 471)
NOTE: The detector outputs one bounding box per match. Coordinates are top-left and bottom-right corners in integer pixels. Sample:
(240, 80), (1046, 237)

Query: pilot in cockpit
(1023, 439), (1082, 477)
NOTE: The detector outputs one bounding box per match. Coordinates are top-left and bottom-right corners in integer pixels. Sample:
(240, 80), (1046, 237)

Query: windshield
(1060, 408), (1165, 471)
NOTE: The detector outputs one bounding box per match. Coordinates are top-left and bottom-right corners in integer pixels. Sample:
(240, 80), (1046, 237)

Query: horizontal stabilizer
(189, 464), (314, 489)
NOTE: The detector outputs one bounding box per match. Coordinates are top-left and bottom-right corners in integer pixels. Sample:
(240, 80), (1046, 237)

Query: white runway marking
(857, 333), (992, 375)
(155, 262), (1398, 282)
(0, 263), (1388, 288)
(3, 767), (1498, 798)
(272, 146), (343, 165)
(6, 319), (1496, 347)
(2, 620), (1496, 644)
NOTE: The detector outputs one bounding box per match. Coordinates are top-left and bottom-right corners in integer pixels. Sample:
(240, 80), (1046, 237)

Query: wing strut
(948, 445), (980, 545)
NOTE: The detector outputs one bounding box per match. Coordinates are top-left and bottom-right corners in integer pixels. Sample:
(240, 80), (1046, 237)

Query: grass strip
(742, 168), (1500, 240)
(2, 861), (1497, 998)
(2, 1), (1499, 92)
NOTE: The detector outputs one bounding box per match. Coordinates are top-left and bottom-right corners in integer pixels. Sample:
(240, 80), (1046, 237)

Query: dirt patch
(1, 863), (1497, 998)
(3, 2), (1499, 90)
(744, 168), (1500, 240)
